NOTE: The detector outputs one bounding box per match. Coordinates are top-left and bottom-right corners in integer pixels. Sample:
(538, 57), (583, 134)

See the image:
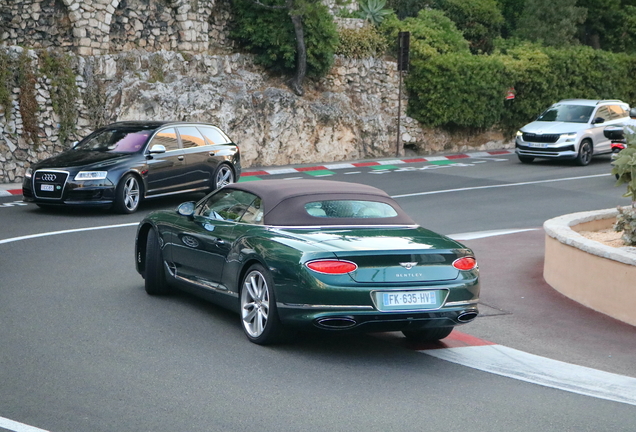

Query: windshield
(536, 104), (594, 123)
(74, 128), (152, 153)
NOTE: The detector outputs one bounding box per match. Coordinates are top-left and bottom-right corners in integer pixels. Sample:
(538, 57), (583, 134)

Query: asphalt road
(1, 151), (636, 432)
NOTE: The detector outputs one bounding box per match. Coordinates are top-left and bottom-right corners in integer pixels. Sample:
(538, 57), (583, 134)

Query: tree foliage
(230, 0), (338, 90)
(514, 0), (586, 46)
(430, 0), (504, 54)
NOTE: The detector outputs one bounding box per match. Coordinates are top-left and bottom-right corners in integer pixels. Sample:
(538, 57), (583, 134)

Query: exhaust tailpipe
(315, 317), (357, 330)
(457, 310), (478, 323)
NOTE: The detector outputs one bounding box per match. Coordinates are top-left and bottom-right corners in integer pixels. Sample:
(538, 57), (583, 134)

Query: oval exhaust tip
(457, 311), (478, 323)
(315, 317), (357, 330)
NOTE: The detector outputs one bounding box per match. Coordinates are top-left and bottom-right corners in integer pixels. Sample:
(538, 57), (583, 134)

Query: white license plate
(383, 291), (437, 307)
(40, 184), (54, 192)
(529, 143), (547, 148)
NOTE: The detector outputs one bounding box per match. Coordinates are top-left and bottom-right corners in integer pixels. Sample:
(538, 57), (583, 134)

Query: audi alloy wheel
(214, 164), (235, 190)
(113, 173), (141, 214)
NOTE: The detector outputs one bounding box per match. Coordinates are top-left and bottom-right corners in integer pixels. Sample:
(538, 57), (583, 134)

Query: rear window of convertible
(304, 200), (399, 218)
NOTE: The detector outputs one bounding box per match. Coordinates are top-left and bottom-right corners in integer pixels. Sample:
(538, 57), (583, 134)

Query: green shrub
(357, 0), (393, 25)
(380, 10), (470, 60)
(17, 50), (40, 147)
(230, 0), (338, 78)
(406, 52), (508, 129)
(335, 25), (388, 58)
(0, 50), (13, 118)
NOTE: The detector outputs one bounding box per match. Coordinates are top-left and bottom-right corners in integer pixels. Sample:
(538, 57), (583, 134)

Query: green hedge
(406, 43), (636, 135)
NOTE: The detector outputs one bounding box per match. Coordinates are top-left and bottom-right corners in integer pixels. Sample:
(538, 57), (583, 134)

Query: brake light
(453, 257), (477, 271)
(306, 260), (358, 274)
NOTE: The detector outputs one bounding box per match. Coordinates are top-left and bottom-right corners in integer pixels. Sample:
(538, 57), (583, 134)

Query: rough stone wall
(0, 0), (233, 54)
(0, 0), (74, 49)
(0, 47), (511, 184)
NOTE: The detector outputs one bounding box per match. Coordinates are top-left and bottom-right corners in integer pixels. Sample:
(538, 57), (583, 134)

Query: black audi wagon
(22, 121), (241, 213)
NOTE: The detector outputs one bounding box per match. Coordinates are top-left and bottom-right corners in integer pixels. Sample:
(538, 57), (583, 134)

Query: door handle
(178, 155), (185, 161)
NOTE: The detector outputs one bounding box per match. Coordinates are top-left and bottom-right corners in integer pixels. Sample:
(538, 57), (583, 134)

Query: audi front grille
(33, 170), (69, 199)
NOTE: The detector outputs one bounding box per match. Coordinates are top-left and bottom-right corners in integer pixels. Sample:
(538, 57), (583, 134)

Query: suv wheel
(575, 140), (593, 166)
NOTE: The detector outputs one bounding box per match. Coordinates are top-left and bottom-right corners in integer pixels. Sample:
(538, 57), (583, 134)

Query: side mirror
(592, 117), (605, 124)
(148, 144), (166, 154)
(71, 141), (79, 148)
(177, 201), (196, 217)
(630, 108), (636, 119)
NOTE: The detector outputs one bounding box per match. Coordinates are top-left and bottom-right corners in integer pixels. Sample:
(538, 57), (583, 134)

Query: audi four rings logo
(42, 174), (57, 181)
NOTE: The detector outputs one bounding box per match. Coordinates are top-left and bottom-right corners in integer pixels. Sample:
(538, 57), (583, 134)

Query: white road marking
(423, 345), (636, 406)
(449, 228), (539, 240)
(391, 173), (610, 198)
(0, 223), (138, 245)
(0, 416), (50, 432)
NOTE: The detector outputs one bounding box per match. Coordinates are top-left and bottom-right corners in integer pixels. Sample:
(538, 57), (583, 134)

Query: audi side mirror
(148, 144), (166, 154)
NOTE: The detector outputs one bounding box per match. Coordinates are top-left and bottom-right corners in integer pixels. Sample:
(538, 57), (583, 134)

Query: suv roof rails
(556, 99), (625, 104)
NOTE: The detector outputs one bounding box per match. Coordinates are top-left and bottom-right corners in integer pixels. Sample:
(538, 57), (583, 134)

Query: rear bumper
(277, 302), (479, 332)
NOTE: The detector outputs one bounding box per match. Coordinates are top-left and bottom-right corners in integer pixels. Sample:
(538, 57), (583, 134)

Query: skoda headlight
(75, 171), (108, 181)
(562, 132), (577, 142)
(25, 167), (32, 179)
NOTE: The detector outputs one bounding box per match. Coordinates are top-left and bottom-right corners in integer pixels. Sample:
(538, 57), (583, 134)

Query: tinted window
(197, 190), (258, 222)
(150, 128), (180, 151)
(74, 129), (150, 153)
(304, 200), (399, 218)
(198, 126), (231, 145)
(178, 126), (207, 148)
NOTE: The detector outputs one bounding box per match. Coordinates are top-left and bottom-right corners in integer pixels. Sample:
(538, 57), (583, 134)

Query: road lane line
(449, 228), (540, 240)
(0, 223), (138, 245)
(0, 416), (50, 432)
(391, 173), (611, 198)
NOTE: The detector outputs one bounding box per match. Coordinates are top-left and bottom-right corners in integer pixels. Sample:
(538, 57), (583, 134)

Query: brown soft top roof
(223, 179), (415, 226)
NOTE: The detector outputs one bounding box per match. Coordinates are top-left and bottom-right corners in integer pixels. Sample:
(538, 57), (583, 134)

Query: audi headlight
(25, 168), (32, 179)
(75, 171), (108, 181)
(562, 132), (577, 142)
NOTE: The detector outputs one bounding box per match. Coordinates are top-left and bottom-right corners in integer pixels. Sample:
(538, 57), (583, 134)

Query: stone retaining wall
(0, 46), (512, 184)
(544, 209), (636, 327)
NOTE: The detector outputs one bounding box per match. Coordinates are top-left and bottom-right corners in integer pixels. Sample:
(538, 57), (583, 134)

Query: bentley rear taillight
(306, 260), (357, 274)
(453, 257), (477, 271)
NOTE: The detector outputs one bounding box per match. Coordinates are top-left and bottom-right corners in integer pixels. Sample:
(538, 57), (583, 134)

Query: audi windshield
(536, 104), (594, 123)
(74, 128), (153, 154)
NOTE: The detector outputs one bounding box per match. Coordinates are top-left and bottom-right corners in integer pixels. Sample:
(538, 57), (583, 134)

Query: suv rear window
(304, 200), (399, 218)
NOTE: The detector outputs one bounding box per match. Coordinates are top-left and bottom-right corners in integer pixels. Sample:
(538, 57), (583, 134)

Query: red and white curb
(243, 150), (513, 177)
(405, 331), (636, 406)
(0, 188), (21, 197)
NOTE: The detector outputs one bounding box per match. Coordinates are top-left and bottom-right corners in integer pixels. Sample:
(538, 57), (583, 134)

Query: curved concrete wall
(544, 209), (636, 327)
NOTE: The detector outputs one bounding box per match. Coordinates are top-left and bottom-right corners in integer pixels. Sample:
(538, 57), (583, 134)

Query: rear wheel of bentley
(240, 264), (290, 345)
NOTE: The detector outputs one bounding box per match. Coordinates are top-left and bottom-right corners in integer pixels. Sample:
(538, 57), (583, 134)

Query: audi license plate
(375, 290), (443, 311)
(40, 184), (54, 192)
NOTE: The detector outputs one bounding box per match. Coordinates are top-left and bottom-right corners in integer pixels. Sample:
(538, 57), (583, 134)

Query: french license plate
(40, 184), (54, 192)
(529, 143), (547, 148)
(376, 290), (442, 311)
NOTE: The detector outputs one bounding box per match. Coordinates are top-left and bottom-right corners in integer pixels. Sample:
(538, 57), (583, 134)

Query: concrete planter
(543, 209), (636, 327)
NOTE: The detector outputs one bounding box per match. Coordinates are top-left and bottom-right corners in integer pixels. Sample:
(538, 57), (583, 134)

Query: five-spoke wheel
(113, 173), (141, 213)
(214, 164), (235, 190)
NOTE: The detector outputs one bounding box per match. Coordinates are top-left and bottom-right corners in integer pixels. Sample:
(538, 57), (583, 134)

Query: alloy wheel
(123, 176), (140, 211)
(241, 270), (270, 338)
(215, 165), (234, 189)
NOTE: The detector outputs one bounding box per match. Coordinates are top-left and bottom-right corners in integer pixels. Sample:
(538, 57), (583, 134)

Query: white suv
(515, 99), (633, 166)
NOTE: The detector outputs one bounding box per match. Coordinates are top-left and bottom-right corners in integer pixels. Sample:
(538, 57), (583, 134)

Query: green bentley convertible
(135, 179), (480, 345)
